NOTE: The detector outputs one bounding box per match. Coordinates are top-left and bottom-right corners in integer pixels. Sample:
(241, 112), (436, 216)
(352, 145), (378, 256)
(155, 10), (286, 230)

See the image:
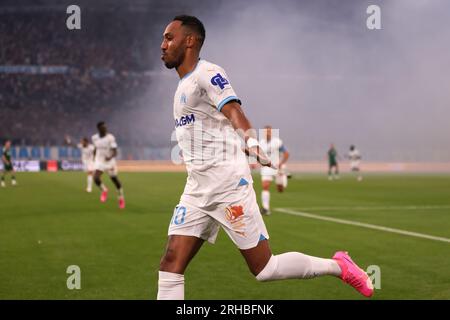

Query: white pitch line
(275, 208), (450, 244)
(291, 205), (450, 211)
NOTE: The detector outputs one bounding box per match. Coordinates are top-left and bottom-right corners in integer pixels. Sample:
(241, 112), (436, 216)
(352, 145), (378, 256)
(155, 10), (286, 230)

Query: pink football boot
(118, 197), (125, 209)
(333, 251), (374, 297)
(100, 190), (108, 203)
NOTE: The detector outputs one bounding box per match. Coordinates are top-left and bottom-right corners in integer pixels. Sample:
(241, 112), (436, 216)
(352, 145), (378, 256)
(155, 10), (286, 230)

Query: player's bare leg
(261, 180), (271, 215)
(1, 170), (15, 187)
(1, 172), (5, 187)
(277, 183), (284, 193)
(158, 235), (205, 300)
(240, 239), (373, 297)
(94, 170), (108, 202)
(11, 171), (17, 186)
(110, 175), (125, 209)
(355, 168), (363, 181)
(334, 164), (340, 179)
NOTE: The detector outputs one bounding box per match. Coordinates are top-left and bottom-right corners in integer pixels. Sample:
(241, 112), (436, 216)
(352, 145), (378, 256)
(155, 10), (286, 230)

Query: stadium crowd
(0, 9), (160, 147)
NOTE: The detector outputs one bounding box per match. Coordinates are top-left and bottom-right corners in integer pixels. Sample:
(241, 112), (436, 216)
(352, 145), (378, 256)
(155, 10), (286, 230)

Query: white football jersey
(78, 143), (95, 163)
(349, 149), (361, 161)
(259, 137), (286, 176)
(92, 133), (117, 163)
(173, 59), (252, 206)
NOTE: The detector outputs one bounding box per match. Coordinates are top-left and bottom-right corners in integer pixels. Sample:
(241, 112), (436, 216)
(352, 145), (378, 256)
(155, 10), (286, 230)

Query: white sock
(256, 253), (341, 281)
(118, 188), (124, 198)
(157, 271), (185, 300)
(282, 175), (288, 188)
(262, 190), (270, 210)
(101, 183), (108, 192)
(87, 175), (93, 190)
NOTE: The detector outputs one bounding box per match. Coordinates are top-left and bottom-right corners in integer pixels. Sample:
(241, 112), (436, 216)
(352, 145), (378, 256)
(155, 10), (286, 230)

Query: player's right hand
(247, 146), (273, 168)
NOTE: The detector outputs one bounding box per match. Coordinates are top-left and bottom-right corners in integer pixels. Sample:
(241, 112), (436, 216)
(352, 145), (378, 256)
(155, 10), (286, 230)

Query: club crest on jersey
(175, 113), (195, 128)
(210, 73), (229, 90)
(180, 93), (187, 105)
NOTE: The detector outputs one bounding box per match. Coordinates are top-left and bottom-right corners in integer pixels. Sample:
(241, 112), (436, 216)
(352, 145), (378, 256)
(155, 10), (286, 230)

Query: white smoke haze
(136, 0), (450, 161)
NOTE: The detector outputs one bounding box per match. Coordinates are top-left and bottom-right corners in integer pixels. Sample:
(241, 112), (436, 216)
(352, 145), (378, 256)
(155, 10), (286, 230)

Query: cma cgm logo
(210, 73), (229, 89)
(175, 113), (195, 128)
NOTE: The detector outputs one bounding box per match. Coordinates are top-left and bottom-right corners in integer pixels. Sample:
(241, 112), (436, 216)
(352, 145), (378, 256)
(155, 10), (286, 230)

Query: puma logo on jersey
(210, 73), (229, 90)
(175, 113), (196, 128)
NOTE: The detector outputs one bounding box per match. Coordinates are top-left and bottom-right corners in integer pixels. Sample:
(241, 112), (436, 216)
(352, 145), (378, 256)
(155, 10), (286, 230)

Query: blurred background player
(348, 145), (363, 181)
(1, 140), (17, 187)
(259, 125), (290, 215)
(327, 144), (339, 180)
(92, 122), (125, 209)
(78, 137), (96, 192)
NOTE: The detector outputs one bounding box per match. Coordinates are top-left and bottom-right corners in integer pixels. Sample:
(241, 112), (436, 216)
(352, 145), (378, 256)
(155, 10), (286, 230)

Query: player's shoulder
(107, 133), (116, 140)
(272, 137), (283, 146)
(92, 133), (99, 140)
(199, 59), (224, 71)
(196, 60), (227, 77)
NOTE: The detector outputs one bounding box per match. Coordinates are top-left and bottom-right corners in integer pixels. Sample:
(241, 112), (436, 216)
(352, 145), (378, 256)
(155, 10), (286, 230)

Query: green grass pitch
(1, 172), (449, 299)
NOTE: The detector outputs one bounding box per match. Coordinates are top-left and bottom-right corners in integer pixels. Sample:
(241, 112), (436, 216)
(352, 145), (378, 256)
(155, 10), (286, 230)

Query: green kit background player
(1, 140), (17, 187)
(327, 144), (339, 180)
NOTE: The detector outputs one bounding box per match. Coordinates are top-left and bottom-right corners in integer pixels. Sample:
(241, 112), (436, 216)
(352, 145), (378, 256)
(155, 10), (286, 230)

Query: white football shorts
(261, 164), (286, 185)
(350, 161), (360, 171)
(94, 160), (118, 176)
(168, 183), (269, 250)
(83, 160), (95, 172)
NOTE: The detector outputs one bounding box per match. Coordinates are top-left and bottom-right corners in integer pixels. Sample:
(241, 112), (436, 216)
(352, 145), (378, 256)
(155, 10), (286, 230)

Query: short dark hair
(173, 15), (205, 47)
(97, 121), (105, 129)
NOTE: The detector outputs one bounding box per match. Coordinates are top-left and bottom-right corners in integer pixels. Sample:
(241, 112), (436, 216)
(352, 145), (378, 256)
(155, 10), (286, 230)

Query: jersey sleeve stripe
(217, 96), (241, 111)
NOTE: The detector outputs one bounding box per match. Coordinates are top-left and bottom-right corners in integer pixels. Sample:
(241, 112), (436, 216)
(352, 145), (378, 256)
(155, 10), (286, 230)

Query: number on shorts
(173, 206), (186, 225)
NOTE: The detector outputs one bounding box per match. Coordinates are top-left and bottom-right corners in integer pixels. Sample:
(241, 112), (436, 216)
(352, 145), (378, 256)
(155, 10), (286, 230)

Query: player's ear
(185, 34), (196, 48)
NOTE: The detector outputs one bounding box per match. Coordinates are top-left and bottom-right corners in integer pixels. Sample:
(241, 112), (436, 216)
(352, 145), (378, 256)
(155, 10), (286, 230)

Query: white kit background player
(92, 121), (125, 209)
(157, 15), (373, 300)
(348, 145), (363, 181)
(259, 125), (290, 215)
(78, 137), (95, 192)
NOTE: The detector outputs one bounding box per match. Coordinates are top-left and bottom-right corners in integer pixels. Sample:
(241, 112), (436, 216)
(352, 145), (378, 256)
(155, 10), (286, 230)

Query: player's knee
(94, 176), (101, 185)
(112, 177), (121, 188)
(159, 248), (183, 273)
(277, 185), (284, 193)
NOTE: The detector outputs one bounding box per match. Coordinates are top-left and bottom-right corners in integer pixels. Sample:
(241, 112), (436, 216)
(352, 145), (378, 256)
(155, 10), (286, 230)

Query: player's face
(161, 21), (187, 69)
(98, 124), (107, 136)
(265, 128), (272, 140)
(82, 139), (88, 147)
(5, 141), (11, 149)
